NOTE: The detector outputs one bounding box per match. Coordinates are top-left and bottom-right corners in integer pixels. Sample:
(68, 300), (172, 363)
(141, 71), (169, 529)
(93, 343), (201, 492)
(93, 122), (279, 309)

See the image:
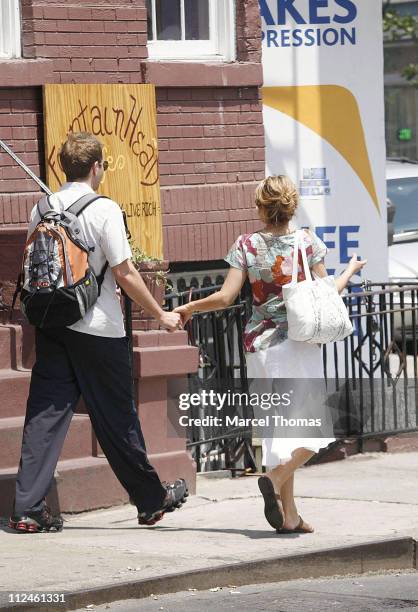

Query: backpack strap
(67, 193), (110, 217)
(66, 194), (111, 292)
(66, 193), (126, 294)
(96, 262), (109, 294)
(121, 209), (131, 240)
(36, 195), (53, 219)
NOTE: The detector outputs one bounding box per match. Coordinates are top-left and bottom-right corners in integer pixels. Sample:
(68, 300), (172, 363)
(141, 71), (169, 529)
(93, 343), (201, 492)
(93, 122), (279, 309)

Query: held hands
(347, 253), (368, 277)
(157, 311), (183, 333)
(173, 304), (193, 326)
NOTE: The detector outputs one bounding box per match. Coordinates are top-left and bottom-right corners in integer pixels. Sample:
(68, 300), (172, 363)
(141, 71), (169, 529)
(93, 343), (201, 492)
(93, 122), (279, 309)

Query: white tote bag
(282, 230), (353, 344)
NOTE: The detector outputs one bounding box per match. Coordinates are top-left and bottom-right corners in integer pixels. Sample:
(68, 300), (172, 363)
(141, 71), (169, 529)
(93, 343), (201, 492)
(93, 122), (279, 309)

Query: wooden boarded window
(43, 84), (163, 259)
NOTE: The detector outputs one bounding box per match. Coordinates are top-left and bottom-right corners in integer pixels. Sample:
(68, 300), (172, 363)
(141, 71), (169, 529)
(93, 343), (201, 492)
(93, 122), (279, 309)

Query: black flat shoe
(277, 515), (314, 534)
(258, 475), (284, 530)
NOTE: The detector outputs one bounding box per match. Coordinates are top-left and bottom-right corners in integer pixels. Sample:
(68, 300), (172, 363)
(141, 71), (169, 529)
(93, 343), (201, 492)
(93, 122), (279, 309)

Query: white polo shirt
(28, 182), (132, 338)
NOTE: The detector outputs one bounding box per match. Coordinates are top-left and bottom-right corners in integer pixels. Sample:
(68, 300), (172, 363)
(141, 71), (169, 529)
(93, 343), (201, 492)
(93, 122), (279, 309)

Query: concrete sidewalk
(1, 452), (418, 607)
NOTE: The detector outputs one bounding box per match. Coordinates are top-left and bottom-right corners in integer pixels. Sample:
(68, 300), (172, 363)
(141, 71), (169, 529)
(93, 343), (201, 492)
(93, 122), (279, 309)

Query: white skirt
(246, 338), (336, 468)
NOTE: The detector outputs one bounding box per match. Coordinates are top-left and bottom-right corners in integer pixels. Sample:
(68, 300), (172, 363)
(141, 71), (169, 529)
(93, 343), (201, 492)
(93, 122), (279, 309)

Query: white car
(387, 159), (418, 345)
(387, 159), (418, 280)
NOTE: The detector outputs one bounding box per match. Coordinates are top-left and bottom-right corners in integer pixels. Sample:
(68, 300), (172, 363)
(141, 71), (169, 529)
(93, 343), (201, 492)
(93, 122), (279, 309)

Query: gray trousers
(14, 327), (166, 515)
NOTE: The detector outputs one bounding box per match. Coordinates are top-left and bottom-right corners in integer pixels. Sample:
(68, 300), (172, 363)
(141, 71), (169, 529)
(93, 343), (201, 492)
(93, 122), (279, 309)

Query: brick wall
(157, 85), (265, 262)
(0, 88), (44, 225)
(20, 0), (262, 80)
(162, 183), (262, 263)
(157, 87), (265, 187)
(0, 85), (264, 218)
(21, 0), (147, 83)
(236, 0), (263, 62)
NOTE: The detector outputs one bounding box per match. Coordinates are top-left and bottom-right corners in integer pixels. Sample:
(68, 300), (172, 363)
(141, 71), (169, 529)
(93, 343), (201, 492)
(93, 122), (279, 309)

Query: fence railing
(325, 282), (418, 443)
(164, 281), (418, 471)
(165, 283), (253, 472)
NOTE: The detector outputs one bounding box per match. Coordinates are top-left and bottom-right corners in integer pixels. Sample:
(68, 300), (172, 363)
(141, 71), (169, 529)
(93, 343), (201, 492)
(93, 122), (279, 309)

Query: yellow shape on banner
(262, 85), (380, 215)
(43, 84), (162, 258)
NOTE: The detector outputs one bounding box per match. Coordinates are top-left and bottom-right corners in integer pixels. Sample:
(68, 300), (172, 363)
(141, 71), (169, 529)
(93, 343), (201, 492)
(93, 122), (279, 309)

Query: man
(9, 132), (188, 533)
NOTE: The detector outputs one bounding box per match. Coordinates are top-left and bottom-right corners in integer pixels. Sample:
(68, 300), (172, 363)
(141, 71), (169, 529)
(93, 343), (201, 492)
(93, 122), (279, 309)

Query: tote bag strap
(291, 230), (312, 284)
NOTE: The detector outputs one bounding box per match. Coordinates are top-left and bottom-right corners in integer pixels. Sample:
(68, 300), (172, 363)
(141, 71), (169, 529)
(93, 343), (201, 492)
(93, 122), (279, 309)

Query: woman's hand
(173, 303), (193, 326)
(347, 253), (368, 277)
(335, 254), (368, 294)
(172, 268), (247, 323)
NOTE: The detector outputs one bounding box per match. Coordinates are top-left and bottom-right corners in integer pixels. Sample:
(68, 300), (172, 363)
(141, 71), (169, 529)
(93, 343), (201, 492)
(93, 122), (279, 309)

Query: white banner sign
(260, 0), (387, 281)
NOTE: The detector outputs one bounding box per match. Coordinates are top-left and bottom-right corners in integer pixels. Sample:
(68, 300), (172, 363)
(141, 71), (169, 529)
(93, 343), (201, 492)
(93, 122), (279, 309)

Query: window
(0, 0), (21, 59)
(147, 0), (235, 61)
(385, 85), (418, 160)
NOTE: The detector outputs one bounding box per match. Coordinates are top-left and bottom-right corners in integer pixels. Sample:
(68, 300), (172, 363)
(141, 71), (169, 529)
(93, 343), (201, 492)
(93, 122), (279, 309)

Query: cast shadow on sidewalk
(0, 517), (306, 538)
(54, 525), (305, 539)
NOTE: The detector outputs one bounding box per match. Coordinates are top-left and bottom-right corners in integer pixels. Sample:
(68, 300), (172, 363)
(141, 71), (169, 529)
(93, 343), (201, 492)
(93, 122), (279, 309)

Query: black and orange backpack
(13, 193), (109, 328)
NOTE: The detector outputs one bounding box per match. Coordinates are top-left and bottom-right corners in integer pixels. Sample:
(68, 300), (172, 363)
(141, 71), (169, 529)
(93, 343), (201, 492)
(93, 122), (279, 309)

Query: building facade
(384, 0), (418, 160)
(0, 0), (265, 298)
(0, 0), (264, 514)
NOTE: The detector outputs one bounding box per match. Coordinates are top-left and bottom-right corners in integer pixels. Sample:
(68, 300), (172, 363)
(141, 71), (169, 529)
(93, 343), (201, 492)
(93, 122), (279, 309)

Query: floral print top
(224, 229), (328, 352)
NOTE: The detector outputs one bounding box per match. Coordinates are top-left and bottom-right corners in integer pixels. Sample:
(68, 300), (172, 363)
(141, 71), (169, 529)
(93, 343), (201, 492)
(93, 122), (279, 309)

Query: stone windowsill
(0, 59), (57, 87)
(0, 58), (262, 88)
(143, 61), (263, 88)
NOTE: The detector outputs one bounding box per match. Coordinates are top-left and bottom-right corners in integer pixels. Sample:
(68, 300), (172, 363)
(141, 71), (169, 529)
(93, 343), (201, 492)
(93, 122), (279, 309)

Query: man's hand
(157, 311), (183, 333)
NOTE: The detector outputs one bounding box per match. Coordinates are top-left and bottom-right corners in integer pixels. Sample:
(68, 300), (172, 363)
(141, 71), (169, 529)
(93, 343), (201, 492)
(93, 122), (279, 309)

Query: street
(82, 570), (418, 611)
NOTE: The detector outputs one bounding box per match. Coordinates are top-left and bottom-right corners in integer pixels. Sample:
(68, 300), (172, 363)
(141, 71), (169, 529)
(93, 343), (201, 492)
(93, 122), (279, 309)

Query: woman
(174, 176), (367, 533)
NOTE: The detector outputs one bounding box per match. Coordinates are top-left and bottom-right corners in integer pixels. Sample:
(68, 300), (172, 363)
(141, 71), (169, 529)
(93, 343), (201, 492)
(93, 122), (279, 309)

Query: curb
(2, 536), (416, 612)
(196, 470), (231, 480)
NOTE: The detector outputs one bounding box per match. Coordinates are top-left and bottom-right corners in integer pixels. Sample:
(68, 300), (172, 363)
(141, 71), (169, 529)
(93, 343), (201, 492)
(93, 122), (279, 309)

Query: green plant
(383, 1), (418, 86)
(129, 239), (173, 291)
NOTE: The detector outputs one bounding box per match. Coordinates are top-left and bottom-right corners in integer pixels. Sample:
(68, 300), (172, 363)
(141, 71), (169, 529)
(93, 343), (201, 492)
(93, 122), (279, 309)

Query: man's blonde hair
(59, 132), (103, 181)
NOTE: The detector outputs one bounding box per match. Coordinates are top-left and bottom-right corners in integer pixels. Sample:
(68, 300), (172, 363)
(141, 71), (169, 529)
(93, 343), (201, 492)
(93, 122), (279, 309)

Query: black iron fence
(165, 283), (253, 472)
(164, 281), (418, 471)
(325, 282), (418, 443)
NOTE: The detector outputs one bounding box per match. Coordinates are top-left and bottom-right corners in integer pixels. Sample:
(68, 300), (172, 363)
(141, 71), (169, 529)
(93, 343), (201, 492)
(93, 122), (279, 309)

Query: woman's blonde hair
(255, 175), (298, 225)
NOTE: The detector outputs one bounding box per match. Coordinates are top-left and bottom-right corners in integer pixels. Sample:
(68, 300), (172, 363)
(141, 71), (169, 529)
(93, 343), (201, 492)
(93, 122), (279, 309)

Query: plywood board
(43, 84), (162, 259)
